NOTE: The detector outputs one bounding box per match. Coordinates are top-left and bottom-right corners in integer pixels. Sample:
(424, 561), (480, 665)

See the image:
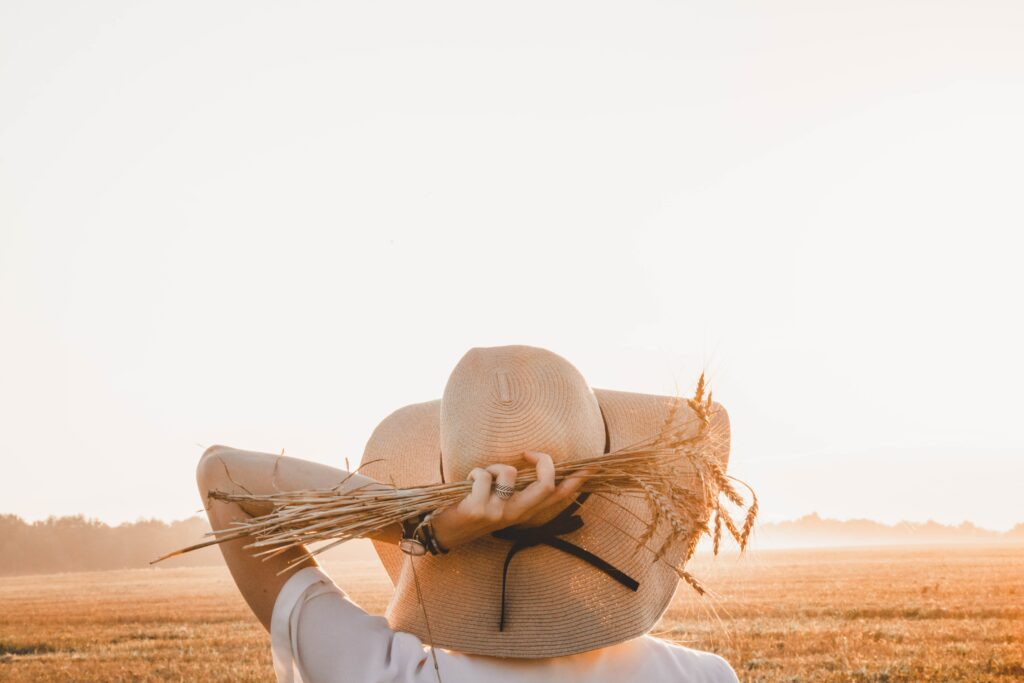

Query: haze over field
(2, 513), (1021, 577)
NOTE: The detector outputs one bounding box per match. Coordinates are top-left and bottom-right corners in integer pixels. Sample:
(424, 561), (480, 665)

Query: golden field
(0, 545), (1021, 682)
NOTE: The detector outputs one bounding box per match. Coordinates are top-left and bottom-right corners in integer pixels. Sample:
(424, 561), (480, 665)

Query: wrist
(430, 506), (482, 551)
(399, 511), (449, 556)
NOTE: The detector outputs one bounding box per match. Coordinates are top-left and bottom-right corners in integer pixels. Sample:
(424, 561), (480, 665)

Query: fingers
(485, 464), (517, 521)
(485, 463), (518, 492)
(504, 451), (556, 518)
(519, 468), (594, 525)
(523, 450), (556, 486)
(466, 454), (594, 531)
(464, 467), (494, 517)
(432, 469), (493, 550)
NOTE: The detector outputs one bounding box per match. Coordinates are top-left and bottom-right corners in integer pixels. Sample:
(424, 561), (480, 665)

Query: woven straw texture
(359, 346), (730, 659)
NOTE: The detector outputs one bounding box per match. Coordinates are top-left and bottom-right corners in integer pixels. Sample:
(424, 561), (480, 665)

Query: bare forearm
(194, 446), (584, 630)
(195, 445), (401, 630)
(197, 445), (401, 541)
(198, 445), (355, 494)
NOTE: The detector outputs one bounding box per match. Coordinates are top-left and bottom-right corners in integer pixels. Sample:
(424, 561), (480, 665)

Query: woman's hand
(430, 451), (590, 551)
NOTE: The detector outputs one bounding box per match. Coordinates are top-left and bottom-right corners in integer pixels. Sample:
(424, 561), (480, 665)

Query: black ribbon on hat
(490, 492), (640, 631)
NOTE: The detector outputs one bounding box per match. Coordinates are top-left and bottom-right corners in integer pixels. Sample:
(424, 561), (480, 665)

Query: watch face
(399, 538), (427, 556)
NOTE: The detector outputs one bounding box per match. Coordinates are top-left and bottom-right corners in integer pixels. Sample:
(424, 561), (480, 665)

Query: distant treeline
(0, 514), (377, 576)
(0, 514), (224, 576)
(2, 513), (1022, 576)
(756, 513), (1024, 549)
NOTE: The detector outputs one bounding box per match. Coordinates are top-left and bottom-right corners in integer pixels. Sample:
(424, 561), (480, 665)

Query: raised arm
(195, 445), (587, 631)
(194, 445), (386, 630)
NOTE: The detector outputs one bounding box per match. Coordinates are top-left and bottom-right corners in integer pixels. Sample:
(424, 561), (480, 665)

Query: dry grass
(160, 376), (756, 600)
(2, 545), (1021, 682)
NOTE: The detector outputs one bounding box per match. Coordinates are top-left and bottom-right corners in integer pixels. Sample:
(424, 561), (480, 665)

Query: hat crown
(440, 345), (606, 482)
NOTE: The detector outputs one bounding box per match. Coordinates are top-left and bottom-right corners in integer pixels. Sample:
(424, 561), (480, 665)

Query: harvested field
(0, 545), (1020, 681)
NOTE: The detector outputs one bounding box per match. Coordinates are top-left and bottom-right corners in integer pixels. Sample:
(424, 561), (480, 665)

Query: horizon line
(3, 510), (1021, 534)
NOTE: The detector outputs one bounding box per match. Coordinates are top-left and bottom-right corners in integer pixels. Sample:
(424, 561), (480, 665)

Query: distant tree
(0, 514), (223, 576)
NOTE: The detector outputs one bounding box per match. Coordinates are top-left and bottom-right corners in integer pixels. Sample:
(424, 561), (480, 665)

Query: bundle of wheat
(154, 375), (756, 595)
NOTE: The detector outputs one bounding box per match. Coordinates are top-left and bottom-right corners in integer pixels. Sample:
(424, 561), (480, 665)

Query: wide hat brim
(358, 387), (730, 659)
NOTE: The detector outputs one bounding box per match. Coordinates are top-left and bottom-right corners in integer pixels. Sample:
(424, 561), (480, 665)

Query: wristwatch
(399, 511), (449, 556)
(398, 515), (428, 555)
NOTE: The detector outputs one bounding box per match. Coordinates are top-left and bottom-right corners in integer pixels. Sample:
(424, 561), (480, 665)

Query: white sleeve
(270, 565), (438, 683)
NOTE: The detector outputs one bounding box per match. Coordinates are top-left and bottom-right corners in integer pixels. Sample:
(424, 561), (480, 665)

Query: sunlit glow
(1, 1), (1021, 530)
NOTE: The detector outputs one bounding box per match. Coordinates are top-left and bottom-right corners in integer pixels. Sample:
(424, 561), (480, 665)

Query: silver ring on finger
(492, 483), (515, 500)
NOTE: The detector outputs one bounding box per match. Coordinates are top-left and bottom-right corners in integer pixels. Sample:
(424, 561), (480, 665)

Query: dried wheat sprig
(152, 374), (758, 598)
(676, 568), (707, 596)
(740, 496), (758, 551)
(654, 396), (682, 448)
(712, 509), (722, 556)
(634, 493), (661, 552)
(706, 462), (745, 507)
(731, 476), (759, 552)
(718, 506), (742, 541)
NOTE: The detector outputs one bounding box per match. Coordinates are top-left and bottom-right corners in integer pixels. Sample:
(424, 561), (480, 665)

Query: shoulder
(632, 636), (739, 682)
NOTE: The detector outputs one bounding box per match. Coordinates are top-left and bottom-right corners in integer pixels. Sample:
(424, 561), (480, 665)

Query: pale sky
(2, 1), (1022, 532)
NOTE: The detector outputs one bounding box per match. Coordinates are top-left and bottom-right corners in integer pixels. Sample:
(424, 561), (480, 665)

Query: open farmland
(0, 545), (1021, 682)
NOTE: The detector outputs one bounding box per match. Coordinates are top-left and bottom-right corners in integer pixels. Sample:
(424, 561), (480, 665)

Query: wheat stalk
(153, 374), (758, 597)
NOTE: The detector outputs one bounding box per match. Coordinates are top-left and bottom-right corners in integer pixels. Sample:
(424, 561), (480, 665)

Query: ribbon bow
(490, 492), (640, 631)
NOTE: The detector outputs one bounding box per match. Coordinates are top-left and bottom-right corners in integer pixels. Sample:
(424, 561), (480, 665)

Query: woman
(196, 346), (740, 682)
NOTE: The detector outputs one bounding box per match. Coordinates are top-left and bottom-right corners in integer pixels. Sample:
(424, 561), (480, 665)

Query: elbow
(196, 444), (230, 488)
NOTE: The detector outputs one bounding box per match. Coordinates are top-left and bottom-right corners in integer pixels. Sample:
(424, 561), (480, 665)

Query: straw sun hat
(359, 345), (730, 659)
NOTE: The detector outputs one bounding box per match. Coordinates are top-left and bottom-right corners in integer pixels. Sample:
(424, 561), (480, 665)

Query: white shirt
(271, 566), (739, 683)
